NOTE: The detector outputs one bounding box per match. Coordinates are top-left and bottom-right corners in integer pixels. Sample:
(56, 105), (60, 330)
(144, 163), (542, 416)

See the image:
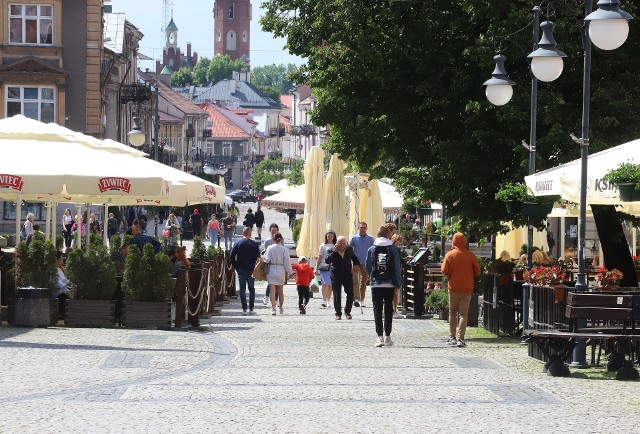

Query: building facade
(154, 18), (198, 75)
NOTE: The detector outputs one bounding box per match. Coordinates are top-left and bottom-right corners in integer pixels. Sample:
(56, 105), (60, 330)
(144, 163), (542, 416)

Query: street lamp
(127, 115), (145, 147)
(483, 54), (515, 106)
(527, 20), (567, 82)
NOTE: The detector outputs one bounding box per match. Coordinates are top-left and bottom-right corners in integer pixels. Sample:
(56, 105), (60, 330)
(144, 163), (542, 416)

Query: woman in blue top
(315, 230), (336, 308)
(366, 225), (402, 347)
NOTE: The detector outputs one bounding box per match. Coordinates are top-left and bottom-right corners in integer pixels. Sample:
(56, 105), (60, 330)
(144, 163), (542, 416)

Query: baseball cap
(299, 256), (307, 262)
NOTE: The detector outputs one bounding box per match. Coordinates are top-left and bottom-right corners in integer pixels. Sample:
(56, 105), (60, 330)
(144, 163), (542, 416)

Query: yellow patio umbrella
(367, 180), (386, 234)
(324, 154), (348, 237)
(297, 146), (326, 258)
(346, 173), (369, 238)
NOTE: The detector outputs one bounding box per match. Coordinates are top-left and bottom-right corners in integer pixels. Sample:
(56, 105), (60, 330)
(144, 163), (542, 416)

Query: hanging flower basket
(522, 202), (553, 218)
(617, 183), (640, 202)
(504, 200), (523, 214)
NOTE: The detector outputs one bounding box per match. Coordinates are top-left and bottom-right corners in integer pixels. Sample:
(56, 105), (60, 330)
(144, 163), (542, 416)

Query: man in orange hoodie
(441, 232), (481, 347)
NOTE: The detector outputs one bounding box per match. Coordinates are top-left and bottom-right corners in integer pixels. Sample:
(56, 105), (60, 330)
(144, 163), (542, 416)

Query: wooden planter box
(122, 301), (172, 329)
(65, 299), (115, 327)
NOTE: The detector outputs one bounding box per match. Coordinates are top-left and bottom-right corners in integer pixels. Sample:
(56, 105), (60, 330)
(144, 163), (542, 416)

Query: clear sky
(108, 0), (305, 70)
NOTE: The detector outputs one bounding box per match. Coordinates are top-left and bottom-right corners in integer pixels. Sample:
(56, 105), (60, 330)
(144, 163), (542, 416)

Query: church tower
(213, 0), (251, 66)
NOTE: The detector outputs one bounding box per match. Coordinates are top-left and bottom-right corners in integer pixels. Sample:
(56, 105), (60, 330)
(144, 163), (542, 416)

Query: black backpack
(372, 245), (394, 281)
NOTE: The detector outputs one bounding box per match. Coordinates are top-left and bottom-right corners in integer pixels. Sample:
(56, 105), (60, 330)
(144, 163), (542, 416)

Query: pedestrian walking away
(230, 227), (261, 314)
(350, 221), (374, 308)
(189, 208), (203, 238)
(262, 223), (280, 305)
(263, 232), (293, 315)
(316, 230), (337, 308)
(441, 232), (481, 348)
(366, 226), (402, 347)
(207, 214), (220, 246)
(254, 206), (265, 240)
(292, 256), (315, 314)
(243, 208), (256, 229)
(325, 235), (359, 320)
(222, 212), (235, 250)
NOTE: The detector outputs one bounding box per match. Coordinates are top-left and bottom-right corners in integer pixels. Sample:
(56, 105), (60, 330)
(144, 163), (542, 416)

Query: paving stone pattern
(0, 206), (638, 432)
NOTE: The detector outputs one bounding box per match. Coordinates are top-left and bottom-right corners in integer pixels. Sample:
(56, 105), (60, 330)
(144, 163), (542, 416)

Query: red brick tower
(213, 0), (251, 66)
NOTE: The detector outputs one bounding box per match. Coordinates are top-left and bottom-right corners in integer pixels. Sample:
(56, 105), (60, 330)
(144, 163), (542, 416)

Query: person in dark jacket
(254, 206), (265, 240)
(189, 208), (203, 238)
(230, 226), (260, 314)
(243, 208), (256, 229)
(325, 235), (360, 320)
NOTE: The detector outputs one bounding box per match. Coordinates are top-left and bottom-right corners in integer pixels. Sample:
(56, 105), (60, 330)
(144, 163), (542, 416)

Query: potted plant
(64, 244), (117, 327)
(524, 264), (569, 302)
(514, 261), (527, 280)
(596, 267), (623, 290)
(190, 235), (208, 263)
(122, 243), (174, 328)
(425, 287), (449, 320)
(12, 232), (57, 326)
(495, 182), (530, 213)
(401, 198), (419, 215)
(602, 162), (640, 201)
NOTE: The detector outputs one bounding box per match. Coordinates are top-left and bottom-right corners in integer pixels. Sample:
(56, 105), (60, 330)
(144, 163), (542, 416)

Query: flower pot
(522, 202), (553, 219)
(498, 274), (511, 287)
(514, 270), (525, 281)
(617, 183), (640, 202)
(599, 284), (620, 292)
(504, 200), (522, 214)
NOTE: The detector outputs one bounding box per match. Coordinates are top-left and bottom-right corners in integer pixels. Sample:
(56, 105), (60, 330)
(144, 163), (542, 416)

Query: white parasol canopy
(324, 154), (348, 236)
(264, 178), (289, 192)
(297, 146), (326, 258)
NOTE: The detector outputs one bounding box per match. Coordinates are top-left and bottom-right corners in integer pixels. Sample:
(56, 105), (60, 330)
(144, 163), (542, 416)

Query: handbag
(162, 228), (171, 237)
(318, 263), (330, 271)
(262, 261), (270, 275)
(253, 257), (267, 281)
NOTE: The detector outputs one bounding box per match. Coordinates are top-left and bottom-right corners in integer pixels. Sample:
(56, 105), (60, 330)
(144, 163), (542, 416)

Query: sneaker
(242, 310), (248, 315)
(384, 336), (394, 347)
(393, 312), (403, 319)
(320, 302), (327, 308)
(249, 310), (255, 315)
(279, 307), (284, 315)
(446, 336), (457, 346)
(262, 296), (268, 306)
(456, 338), (466, 348)
(353, 299), (361, 307)
(271, 309), (277, 316)
(345, 312), (352, 320)
(374, 336), (385, 347)
(300, 304), (306, 315)
(335, 315), (341, 320)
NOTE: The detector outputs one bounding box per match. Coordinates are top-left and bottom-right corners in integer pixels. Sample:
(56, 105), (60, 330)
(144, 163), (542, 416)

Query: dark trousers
(332, 274), (354, 316)
(237, 270), (255, 311)
(297, 285), (310, 306)
(64, 224), (73, 247)
(372, 286), (394, 336)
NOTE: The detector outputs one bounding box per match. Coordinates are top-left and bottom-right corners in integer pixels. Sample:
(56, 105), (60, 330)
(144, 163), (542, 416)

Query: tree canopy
(185, 55), (247, 86)
(251, 63), (298, 95)
(170, 67), (193, 87)
(261, 0), (640, 235)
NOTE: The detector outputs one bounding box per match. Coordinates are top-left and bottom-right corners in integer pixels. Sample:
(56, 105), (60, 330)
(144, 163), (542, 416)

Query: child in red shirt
(292, 256), (315, 314)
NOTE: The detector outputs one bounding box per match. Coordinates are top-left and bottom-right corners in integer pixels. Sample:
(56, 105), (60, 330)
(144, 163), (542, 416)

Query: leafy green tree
(192, 57), (211, 85)
(207, 55), (246, 84)
(261, 0), (640, 235)
(287, 159), (304, 186)
(251, 159), (287, 193)
(257, 84), (281, 102)
(171, 67), (193, 87)
(251, 63), (298, 94)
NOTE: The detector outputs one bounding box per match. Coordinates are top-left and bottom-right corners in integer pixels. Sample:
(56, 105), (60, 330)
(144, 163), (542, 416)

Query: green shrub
(15, 232), (57, 290)
(55, 234), (64, 251)
(206, 245), (224, 259)
(122, 244), (143, 301)
(602, 162), (640, 186)
(495, 182), (533, 202)
(122, 243), (173, 302)
(425, 288), (449, 311)
(66, 244), (116, 300)
(191, 235), (207, 261)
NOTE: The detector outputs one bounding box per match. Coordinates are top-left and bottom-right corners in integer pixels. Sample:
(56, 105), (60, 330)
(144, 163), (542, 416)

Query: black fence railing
(482, 274), (523, 337)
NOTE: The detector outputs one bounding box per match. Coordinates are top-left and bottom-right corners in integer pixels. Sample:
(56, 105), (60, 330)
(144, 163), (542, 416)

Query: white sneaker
(242, 310), (248, 315)
(384, 336), (394, 347)
(393, 312), (402, 319)
(262, 296), (268, 305)
(456, 338), (466, 348)
(446, 336), (457, 346)
(271, 309), (276, 316)
(279, 307), (284, 315)
(374, 336), (385, 347)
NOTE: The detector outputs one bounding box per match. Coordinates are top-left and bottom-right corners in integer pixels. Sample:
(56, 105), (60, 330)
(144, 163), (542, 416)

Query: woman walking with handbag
(316, 230), (336, 308)
(263, 232), (292, 315)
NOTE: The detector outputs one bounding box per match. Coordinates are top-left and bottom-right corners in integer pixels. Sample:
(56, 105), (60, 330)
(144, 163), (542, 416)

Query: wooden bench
(525, 291), (640, 380)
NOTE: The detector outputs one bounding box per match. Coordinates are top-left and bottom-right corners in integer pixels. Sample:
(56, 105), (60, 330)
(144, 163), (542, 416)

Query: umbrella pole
(85, 204), (91, 250)
(51, 202), (57, 246)
(75, 204), (82, 250)
(15, 193), (21, 243)
(45, 200), (52, 242)
(104, 203), (109, 246)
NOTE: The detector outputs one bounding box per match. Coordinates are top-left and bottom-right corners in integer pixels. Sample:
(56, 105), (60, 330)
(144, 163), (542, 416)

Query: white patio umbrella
(261, 184), (305, 210)
(264, 178), (289, 192)
(324, 154), (348, 236)
(297, 146), (326, 258)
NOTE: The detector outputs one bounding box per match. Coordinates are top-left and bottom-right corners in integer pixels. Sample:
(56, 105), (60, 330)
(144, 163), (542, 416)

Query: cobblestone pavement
(1, 279), (639, 433)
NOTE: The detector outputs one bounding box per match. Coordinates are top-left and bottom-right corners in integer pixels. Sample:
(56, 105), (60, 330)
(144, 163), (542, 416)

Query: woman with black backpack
(365, 225), (402, 348)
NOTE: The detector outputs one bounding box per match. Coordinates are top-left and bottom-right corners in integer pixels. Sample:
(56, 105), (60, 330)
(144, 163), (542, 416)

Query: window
(6, 85), (55, 122)
(9, 4), (53, 45)
(217, 31), (221, 42)
(222, 142), (232, 157)
(228, 3), (234, 19)
(3, 202), (44, 221)
(226, 30), (236, 51)
(242, 31), (247, 43)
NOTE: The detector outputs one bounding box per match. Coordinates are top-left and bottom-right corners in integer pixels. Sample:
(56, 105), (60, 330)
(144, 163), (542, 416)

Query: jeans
(224, 229), (234, 250)
(449, 292), (472, 340)
(332, 274), (354, 316)
(372, 286), (394, 336)
(297, 285), (310, 306)
(237, 270), (255, 311)
(208, 229), (219, 246)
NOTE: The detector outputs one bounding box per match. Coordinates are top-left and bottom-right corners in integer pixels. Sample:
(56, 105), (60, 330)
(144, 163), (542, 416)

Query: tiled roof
(139, 70), (207, 117)
(199, 103), (250, 139)
(166, 18), (178, 31)
(191, 80), (282, 110)
(280, 95), (292, 108)
(159, 111), (183, 124)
